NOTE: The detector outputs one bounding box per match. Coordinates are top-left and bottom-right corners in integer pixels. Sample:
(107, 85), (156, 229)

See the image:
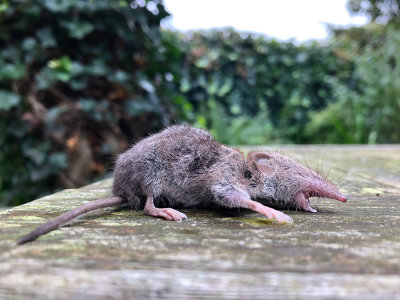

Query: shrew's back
(112, 125), (232, 208)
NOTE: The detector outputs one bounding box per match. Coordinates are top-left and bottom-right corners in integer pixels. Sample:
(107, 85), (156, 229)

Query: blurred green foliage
(348, 0), (400, 23)
(306, 27), (400, 143)
(1, 0), (399, 206)
(0, 0), (175, 206)
(167, 30), (354, 143)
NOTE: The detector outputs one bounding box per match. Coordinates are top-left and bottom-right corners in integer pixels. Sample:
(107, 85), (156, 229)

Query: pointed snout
(305, 181), (347, 203)
(325, 191), (347, 202)
(337, 193), (347, 202)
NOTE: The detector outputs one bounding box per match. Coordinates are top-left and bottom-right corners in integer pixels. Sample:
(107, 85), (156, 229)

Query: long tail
(17, 197), (124, 245)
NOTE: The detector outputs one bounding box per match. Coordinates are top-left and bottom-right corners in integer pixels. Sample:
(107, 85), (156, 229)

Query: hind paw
(144, 196), (187, 221)
(145, 207), (187, 222)
(157, 208), (187, 221)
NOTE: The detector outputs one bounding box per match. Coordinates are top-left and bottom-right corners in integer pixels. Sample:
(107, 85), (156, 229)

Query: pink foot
(250, 202), (293, 223)
(145, 207), (187, 221)
(144, 196), (187, 221)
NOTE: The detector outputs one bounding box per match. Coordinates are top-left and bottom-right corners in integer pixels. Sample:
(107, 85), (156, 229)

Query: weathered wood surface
(1, 145), (399, 299)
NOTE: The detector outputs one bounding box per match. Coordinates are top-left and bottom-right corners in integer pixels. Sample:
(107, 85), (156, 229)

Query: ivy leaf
(124, 99), (154, 116)
(22, 37), (37, 51)
(49, 152), (67, 170)
(218, 78), (233, 97)
(138, 78), (155, 93)
(0, 63), (26, 80)
(36, 27), (56, 48)
(179, 78), (191, 93)
(44, 0), (72, 12)
(61, 20), (95, 39)
(0, 91), (21, 111)
(195, 56), (210, 69)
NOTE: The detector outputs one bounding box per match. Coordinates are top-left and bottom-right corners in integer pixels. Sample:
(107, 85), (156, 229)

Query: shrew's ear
(250, 152), (275, 176)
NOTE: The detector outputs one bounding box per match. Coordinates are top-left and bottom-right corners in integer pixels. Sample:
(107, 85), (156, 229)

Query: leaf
(0, 1), (9, 13)
(195, 56), (210, 69)
(0, 63), (26, 80)
(22, 38), (37, 51)
(217, 78), (233, 97)
(85, 60), (109, 76)
(179, 78), (191, 93)
(23, 148), (47, 166)
(70, 79), (87, 90)
(36, 68), (55, 90)
(44, 0), (72, 12)
(113, 70), (129, 83)
(124, 99), (154, 116)
(228, 53), (238, 61)
(46, 106), (70, 125)
(61, 20), (95, 39)
(49, 56), (72, 72)
(138, 79), (155, 93)
(0, 91), (21, 111)
(36, 27), (56, 48)
(47, 56), (73, 82)
(49, 152), (67, 169)
(79, 98), (97, 112)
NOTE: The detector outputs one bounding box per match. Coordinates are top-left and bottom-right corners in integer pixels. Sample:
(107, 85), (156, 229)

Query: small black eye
(244, 170), (252, 179)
